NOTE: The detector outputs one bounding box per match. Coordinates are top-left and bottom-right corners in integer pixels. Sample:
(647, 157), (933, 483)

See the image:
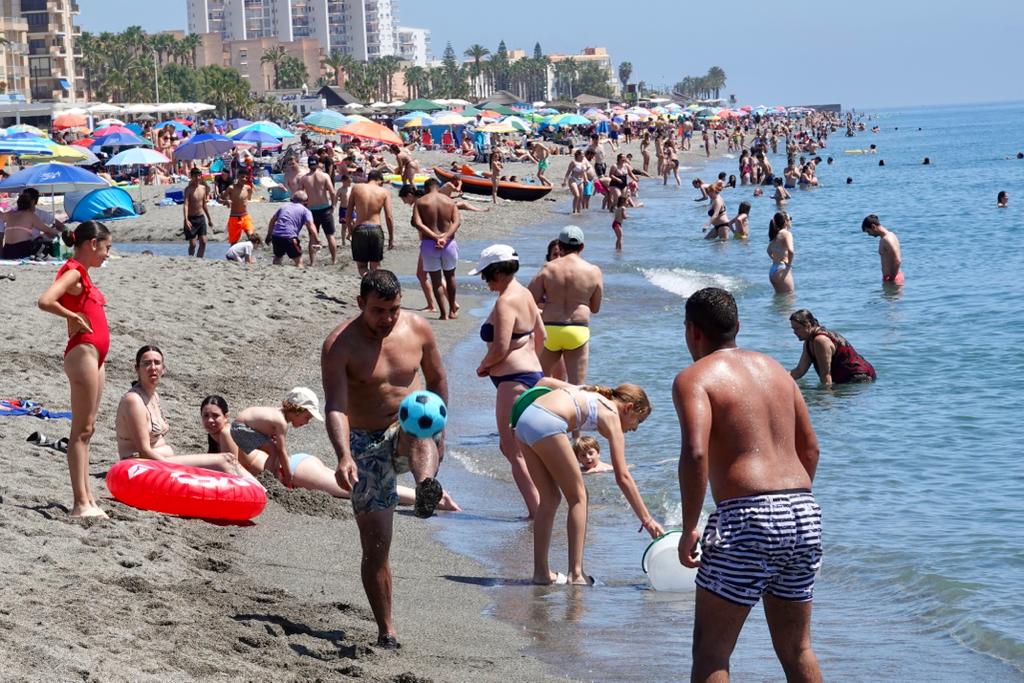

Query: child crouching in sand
(227, 387), (324, 488)
(573, 436), (614, 474)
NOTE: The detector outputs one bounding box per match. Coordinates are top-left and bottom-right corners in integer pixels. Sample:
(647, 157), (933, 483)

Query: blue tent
(63, 187), (137, 222)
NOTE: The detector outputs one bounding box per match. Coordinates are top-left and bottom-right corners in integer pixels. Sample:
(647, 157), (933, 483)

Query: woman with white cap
(470, 244), (545, 518)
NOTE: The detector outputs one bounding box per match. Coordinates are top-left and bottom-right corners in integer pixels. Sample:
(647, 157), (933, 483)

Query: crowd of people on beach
(27, 103), (949, 681)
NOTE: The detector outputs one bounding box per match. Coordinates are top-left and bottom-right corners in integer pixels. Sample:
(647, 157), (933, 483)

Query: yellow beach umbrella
(480, 121), (518, 134)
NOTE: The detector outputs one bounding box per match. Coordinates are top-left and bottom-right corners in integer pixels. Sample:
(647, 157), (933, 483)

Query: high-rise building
(0, 9), (31, 101)
(7, 0), (82, 102)
(187, 0), (399, 60)
(396, 26), (428, 66)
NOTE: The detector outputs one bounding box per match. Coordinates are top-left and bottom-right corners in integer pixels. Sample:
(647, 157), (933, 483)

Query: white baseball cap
(468, 244), (519, 275)
(285, 387), (324, 421)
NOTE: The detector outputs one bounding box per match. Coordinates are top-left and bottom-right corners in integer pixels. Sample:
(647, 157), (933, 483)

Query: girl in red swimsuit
(37, 221), (112, 518)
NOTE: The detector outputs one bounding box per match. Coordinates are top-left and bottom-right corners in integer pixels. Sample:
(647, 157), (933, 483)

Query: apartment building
(396, 26), (429, 66)
(187, 0), (399, 60)
(6, 0), (82, 102)
(0, 10), (31, 101)
(195, 32), (323, 95)
(548, 47), (619, 98)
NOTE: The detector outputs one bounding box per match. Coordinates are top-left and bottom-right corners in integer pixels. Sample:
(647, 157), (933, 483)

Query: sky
(78, 0), (1024, 108)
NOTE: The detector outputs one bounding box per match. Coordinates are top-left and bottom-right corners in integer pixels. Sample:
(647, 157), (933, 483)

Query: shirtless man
(390, 144), (420, 187)
(225, 172), (255, 245)
(412, 178), (461, 320)
(300, 158), (338, 265)
(674, 287), (822, 683)
(861, 214), (903, 285)
(528, 226), (603, 384)
(345, 170), (395, 277)
(283, 155), (307, 194)
(183, 168), (213, 258)
(528, 140), (552, 186)
(322, 270), (448, 650)
(586, 134), (608, 178)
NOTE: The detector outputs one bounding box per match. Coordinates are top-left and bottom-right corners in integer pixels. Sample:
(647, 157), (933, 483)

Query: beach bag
(583, 181), (595, 197)
(510, 386), (552, 429)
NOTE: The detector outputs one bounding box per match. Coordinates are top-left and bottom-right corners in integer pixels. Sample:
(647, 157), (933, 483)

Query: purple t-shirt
(271, 203), (313, 239)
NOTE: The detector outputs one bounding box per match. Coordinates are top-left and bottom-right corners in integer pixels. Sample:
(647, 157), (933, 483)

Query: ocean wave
(641, 267), (747, 300)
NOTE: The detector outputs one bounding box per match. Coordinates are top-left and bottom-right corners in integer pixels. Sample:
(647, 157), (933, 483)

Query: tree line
(673, 67), (727, 100)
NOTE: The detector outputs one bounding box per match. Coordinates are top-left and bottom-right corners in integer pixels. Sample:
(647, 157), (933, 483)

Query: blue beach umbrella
(0, 138), (56, 155)
(227, 121), (293, 140)
(173, 133), (235, 161)
(394, 110), (430, 125)
(302, 109), (349, 131)
(91, 132), (152, 151)
(155, 120), (192, 135)
(226, 118), (251, 131)
(231, 129), (282, 146)
(4, 124), (46, 137)
(125, 123), (144, 135)
(0, 162), (108, 194)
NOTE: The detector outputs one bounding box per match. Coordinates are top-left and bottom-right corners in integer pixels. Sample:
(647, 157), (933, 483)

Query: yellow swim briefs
(543, 322), (590, 352)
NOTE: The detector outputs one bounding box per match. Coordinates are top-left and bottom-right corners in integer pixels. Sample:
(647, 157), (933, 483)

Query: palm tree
(374, 55), (401, 101)
(463, 43), (489, 98)
(403, 65), (426, 100)
(181, 34), (202, 69)
(323, 50), (346, 86)
(121, 26), (146, 58)
(706, 66), (726, 99)
(618, 61), (632, 94)
(260, 45), (288, 90)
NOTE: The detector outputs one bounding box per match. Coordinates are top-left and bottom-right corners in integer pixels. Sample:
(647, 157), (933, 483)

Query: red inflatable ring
(106, 459), (267, 521)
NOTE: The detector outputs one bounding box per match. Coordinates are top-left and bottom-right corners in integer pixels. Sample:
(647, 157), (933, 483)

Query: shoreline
(0, 137), (730, 681)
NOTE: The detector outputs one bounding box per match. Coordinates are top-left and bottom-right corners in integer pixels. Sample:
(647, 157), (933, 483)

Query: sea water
(432, 101), (1024, 681)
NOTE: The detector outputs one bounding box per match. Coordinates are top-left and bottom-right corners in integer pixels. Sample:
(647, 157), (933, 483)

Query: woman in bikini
(729, 201), (751, 240)
(37, 221), (112, 518)
(199, 395), (459, 510)
(640, 132), (652, 175)
(704, 181), (731, 240)
(607, 153), (633, 212)
(513, 380), (664, 585)
(115, 345), (253, 479)
(562, 149), (589, 215)
(1, 190), (63, 259)
(767, 211), (796, 294)
(471, 244), (545, 519)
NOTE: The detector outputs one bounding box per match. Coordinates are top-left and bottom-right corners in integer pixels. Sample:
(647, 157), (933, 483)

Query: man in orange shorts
(226, 171), (255, 244)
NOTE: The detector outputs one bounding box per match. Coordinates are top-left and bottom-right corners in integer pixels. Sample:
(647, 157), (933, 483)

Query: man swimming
(674, 287), (823, 683)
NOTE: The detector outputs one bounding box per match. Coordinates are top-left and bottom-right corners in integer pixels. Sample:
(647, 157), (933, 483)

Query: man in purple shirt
(265, 190), (319, 267)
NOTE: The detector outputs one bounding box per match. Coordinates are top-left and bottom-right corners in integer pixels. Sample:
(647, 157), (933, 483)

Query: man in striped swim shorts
(674, 287), (823, 683)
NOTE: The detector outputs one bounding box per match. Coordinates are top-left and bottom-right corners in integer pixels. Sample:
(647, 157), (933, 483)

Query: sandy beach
(0, 137), (717, 681)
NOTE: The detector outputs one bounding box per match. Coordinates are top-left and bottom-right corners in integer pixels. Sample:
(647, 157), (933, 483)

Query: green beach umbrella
(397, 98), (443, 112)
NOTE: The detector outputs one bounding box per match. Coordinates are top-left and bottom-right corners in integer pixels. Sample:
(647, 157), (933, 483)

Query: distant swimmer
(878, 159), (885, 166)
(846, 177), (854, 184)
(862, 214), (903, 285)
(997, 191), (1009, 208)
(788, 309), (876, 385)
(674, 288), (823, 683)
(922, 157), (931, 165)
(528, 226), (603, 384)
(767, 212), (795, 294)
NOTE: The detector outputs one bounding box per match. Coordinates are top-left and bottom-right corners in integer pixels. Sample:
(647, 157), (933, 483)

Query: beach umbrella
(395, 110), (431, 125)
(106, 148), (171, 166)
(584, 110), (608, 122)
(0, 138), (56, 155)
(0, 162), (107, 194)
(227, 121), (293, 140)
(501, 116), (532, 132)
(95, 118), (125, 127)
(226, 118), (251, 131)
(342, 102), (365, 111)
(4, 131), (51, 141)
(739, 105), (752, 112)
(522, 111), (548, 123)
(548, 113), (590, 127)
(479, 103), (517, 116)
(123, 103), (159, 114)
(396, 98), (443, 112)
(134, 114), (157, 122)
(157, 120), (192, 132)
(432, 113), (471, 126)
(53, 113), (88, 130)
(91, 132), (152, 150)
(5, 124), (46, 137)
(92, 125), (134, 137)
(401, 116), (436, 129)
(21, 144), (96, 165)
(302, 109), (349, 131)
(71, 137), (95, 148)
(480, 121), (518, 134)
(231, 129), (282, 146)
(337, 120), (403, 146)
(173, 133), (235, 161)
(479, 110), (503, 119)
(87, 103), (123, 115)
(124, 123), (144, 135)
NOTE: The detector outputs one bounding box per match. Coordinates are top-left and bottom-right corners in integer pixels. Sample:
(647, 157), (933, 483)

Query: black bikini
(480, 322), (532, 343)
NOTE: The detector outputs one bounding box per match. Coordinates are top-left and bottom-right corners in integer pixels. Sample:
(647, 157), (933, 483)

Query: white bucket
(641, 530), (699, 592)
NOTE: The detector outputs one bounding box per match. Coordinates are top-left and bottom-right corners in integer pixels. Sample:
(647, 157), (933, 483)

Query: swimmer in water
(573, 435), (613, 474)
(862, 214), (903, 285)
(997, 191), (1008, 208)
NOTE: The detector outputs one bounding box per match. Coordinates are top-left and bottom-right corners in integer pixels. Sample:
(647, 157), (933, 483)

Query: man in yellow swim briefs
(528, 225), (603, 384)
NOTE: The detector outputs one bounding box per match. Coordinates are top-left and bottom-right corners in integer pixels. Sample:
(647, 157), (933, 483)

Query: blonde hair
(581, 383), (652, 419)
(572, 435), (600, 459)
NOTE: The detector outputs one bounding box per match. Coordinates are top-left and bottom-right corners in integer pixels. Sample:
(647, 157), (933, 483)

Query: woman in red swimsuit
(37, 221), (112, 518)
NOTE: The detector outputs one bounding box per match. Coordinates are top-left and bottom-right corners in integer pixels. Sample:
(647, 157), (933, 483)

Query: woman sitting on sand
(199, 395), (459, 510)
(767, 212), (796, 294)
(115, 345), (253, 480)
(471, 244), (545, 519)
(513, 380), (664, 585)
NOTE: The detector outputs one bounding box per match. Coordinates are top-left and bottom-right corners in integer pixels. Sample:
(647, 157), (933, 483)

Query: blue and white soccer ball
(399, 390), (448, 438)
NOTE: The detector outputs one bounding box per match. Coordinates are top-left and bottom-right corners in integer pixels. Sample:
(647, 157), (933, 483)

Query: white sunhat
(468, 244), (519, 275)
(285, 387), (324, 421)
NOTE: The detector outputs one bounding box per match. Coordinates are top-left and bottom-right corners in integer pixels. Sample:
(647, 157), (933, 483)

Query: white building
(397, 26), (429, 66)
(186, 0), (399, 59)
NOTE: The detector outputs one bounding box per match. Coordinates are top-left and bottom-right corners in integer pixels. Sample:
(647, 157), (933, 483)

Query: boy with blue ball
(320, 269), (450, 650)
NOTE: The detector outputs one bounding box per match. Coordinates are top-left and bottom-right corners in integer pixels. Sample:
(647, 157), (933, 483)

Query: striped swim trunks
(696, 489), (822, 607)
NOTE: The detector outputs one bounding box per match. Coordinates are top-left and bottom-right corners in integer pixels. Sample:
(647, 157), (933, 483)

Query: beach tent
(63, 187), (137, 222)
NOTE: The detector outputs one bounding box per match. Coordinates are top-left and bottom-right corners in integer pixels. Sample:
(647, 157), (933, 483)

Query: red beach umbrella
(70, 137), (95, 147)
(337, 120), (403, 146)
(53, 113), (88, 130)
(93, 125), (134, 137)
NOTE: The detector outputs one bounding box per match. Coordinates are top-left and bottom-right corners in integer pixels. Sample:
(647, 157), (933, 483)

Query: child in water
(729, 201), (751, 240)
(574, 436), (614, 474)
(612, 196), (627, 251)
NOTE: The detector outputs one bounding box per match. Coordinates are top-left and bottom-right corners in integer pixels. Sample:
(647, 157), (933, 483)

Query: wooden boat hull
(433, 166), (552, 202)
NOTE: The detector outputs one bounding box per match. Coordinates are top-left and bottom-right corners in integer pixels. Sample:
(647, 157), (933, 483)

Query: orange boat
(433, 165), (553, 202)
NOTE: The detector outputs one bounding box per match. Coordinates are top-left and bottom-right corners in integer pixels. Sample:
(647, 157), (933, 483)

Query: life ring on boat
(106, 459), (267, 521)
